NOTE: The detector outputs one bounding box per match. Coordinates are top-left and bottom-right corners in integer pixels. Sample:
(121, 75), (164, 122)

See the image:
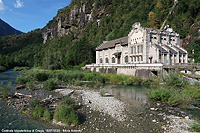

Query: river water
(0, 70), (60, 132)
(0, 70), (199, 132)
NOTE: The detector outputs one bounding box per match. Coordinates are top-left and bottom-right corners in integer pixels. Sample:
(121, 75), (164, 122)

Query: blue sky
(0, 0), (70, 33)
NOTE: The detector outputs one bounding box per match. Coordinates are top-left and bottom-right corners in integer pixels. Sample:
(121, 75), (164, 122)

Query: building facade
(96, 22), (188, 65)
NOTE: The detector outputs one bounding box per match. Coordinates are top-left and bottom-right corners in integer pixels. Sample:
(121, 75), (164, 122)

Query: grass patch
(43, 108), (51, 121)
(190, 121), (200, 132)
(54, 97), (80, 125)
(0, 84), (11, 98)
(43, 78), (58, 91)
(147, 70), (195, 109)
(32, 105), (44, 118)
(100, 89), (106, 97)
(14, 66), (31, 71)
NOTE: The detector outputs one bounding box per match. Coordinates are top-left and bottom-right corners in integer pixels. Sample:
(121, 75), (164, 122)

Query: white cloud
(14, 0), (24, 8)
(0, 0), (7, 11)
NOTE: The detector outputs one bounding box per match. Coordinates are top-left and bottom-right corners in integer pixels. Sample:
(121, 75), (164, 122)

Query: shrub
(124, 77), (134, 85)
(61, 97), (78, 109)
(183, 85), (200, 100)
(20, 107), (27, 114)
(190, 121), (200, 132)
(0, 66), (6, 72)
(148, 87), (171, 102)
(133, 77), (143, 85)
(30, 99), (40, 110)
(43, 78), (58, 91)
(26, 82), (36, 91)
(54, 104), (79, 125)
(0, 84), (11, 98)
(33, 71), (49, 81)
(168, 92), (191, 108)
(16, 74), (31, 84)
(32, 105), (44, 118)
(43, 109), (51, 121)
(162, 70), (188, 89)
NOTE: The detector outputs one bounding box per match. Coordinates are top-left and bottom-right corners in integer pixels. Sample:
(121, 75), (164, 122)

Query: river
(0, 70), (61, 132)
(0, 69), (199, 132)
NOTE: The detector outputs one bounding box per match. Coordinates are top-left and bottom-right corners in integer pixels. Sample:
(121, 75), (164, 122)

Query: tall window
(105, 58), (109, 63)
(112, 57), (115, 63)
(141, 45), (143, 53)
(134, 47), (136, 54)
(137, 46), (139, 53)
(125, 56), (128, 63)
(131, 47), (133, 54)
(100, 58), (103, 63)
(141, 56), (143, 61)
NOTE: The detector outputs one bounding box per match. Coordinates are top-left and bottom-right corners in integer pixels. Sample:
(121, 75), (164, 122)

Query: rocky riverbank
(55, 86), (196, 133)
(1, 83), (196, 133)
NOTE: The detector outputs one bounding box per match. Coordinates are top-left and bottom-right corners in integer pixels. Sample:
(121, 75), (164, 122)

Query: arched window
(100, 58), (103, 63)
(112, 57), (115, 63)
(125, 56), (128, 63)
(105, 58), (109, 63)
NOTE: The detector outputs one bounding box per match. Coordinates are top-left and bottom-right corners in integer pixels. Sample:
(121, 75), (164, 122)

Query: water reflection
(104, 85), (148, 109)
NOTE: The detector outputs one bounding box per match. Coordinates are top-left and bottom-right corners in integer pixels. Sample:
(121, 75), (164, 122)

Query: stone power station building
(85, 22), (188, 77)
(96, 22), (188, 65)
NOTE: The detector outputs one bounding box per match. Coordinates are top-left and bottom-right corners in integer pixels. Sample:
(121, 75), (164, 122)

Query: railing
(174, 63), (200, 66)
(85, 63), (163, 67)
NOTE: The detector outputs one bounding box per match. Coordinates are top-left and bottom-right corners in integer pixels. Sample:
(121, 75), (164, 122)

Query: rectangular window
(131, 47), (133, 54)
(141, 45), (143, 53)
(141, 56), (143, 61)
(134, 47), (136, 54)
(137, 46), (139, 53)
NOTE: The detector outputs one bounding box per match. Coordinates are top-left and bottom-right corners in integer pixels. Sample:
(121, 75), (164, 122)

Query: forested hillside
(0, 0), (199, 70)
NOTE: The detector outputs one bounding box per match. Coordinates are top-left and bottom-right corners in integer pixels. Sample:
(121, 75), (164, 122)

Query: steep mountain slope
(0, 0), (199, 69)
(0, 19), (22, 36)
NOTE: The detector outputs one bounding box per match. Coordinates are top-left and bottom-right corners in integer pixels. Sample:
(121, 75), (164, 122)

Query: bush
(0, 84), (11, 98)
(32, 105), (44, 118)
(26, 82), (36, 91)
(168, 92), (191, 108)
(133, 77), (143, 85)
(0, 66), (6, 72)
(162, 70), (188, 89)
(190, 121), (200, 132)
(43, 78), (58, 91)
(54, 104), (79, 125)
(30, 99), (40, 110)
(148, 87), (171, 102)
(43, 109), (51, 121)
(61, 97), (78, 109)
(33, 71), (49, 81)
(16, 74), (31, 84)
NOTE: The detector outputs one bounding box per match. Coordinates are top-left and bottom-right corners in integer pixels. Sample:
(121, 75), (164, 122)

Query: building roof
(96, 36), (128, 51)
(153, 44), (168, 53)
(164, 45), (178, 54)
(173, 46), (187, 54)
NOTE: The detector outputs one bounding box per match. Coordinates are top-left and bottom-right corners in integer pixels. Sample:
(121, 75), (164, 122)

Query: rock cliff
(42, 3), (97, 43)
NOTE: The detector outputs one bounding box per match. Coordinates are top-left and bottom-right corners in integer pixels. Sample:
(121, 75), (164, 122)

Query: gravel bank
(163, 115), (194, 133)
(78, 89), (126, 121)
(55, 88), (126, 121)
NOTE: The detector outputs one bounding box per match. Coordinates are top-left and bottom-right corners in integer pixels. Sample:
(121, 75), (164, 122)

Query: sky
(0, 0), (71, 33)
